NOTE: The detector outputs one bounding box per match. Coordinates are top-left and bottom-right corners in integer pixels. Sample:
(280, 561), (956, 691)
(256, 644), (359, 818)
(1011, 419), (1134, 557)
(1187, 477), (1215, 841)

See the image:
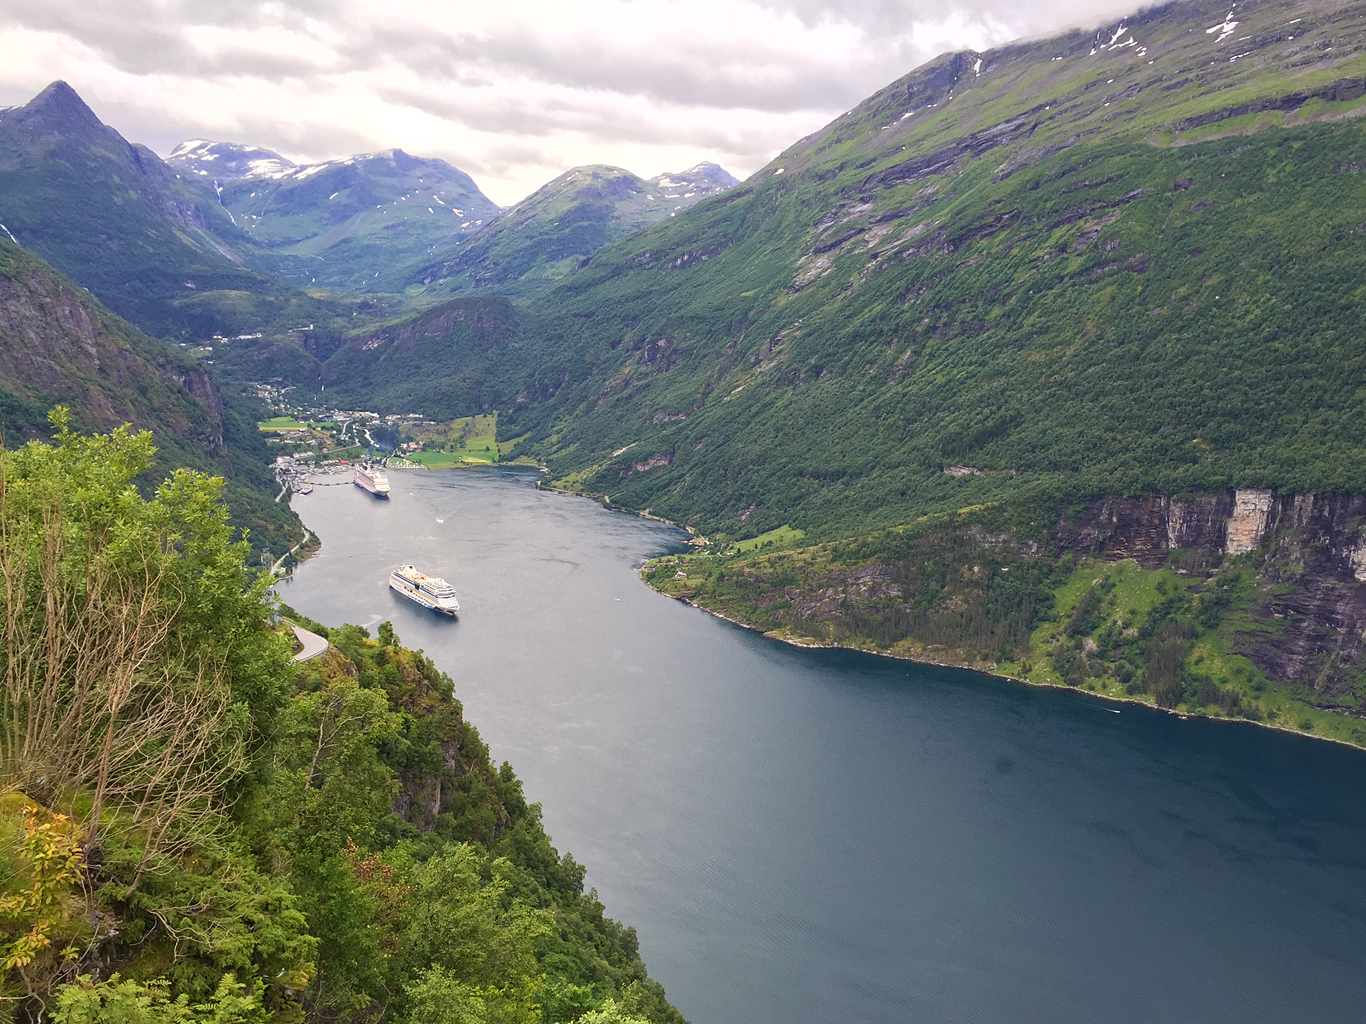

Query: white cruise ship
(389, 565), (459, 616)
(354, 463), (390, 498)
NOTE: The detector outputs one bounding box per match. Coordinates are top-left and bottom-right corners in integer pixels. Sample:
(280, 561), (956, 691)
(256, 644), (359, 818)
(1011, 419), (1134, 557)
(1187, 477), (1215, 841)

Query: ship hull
(355, 479), (390, 499)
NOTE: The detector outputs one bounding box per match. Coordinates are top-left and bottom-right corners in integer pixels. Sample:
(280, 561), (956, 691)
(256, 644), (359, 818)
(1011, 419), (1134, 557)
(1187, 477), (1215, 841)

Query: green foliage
(572, 1002), (649, 1024)
(253, 672), (400, 856)
(404, 968), (540, 1024)
(0, 423), (685, 1024)
(0, 805), (86, 980)
(53, 974), (269, 1024)
(648, 519), (1064, 665)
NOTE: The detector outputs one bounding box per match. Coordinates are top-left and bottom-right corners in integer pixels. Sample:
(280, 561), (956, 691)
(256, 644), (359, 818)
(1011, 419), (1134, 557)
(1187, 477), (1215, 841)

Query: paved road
(292, 624), (330, 662)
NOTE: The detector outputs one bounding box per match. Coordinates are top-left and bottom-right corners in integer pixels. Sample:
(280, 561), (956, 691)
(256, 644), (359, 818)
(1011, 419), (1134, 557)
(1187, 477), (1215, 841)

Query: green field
(406, 413), (506, 466)
(258, 416), (308, 431)
(730, 525), (806, 553)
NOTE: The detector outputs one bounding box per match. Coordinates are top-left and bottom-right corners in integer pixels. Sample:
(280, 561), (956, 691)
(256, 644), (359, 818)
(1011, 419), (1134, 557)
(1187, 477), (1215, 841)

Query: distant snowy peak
(167, 140), (296, 182)
(647, 162), (740, 198)
(166, 142), (485, 200)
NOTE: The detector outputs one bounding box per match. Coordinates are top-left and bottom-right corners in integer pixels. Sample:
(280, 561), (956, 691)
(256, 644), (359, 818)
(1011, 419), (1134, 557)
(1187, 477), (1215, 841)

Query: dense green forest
(0, 424), (684, 1024)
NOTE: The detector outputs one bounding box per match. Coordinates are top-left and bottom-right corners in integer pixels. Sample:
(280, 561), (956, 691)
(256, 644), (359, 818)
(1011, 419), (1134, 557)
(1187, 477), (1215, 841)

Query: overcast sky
(0, 0), (1138, 205)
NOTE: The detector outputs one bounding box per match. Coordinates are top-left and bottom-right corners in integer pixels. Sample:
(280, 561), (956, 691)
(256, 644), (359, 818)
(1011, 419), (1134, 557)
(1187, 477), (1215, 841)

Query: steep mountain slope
(168, 142), (501, 291)
(314, 296), (519, 416)
(0, 83), (373, 345)
(323, 0), (1366, 534)
(478, 0), (1366, 532)
(0, 237), (301, 553)
(410, 162), (738, 298)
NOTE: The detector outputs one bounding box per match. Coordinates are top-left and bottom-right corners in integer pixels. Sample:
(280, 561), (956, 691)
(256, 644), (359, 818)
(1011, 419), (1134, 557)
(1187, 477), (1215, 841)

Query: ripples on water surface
(284, 469), (1366, 1024)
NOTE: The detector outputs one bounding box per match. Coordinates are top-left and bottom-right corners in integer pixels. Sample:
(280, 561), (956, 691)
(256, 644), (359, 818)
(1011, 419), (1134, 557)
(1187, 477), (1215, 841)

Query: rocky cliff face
(1053, 490), (1366, 704)
(663, 485), (1366, 722)
(0, 248), (227, 460)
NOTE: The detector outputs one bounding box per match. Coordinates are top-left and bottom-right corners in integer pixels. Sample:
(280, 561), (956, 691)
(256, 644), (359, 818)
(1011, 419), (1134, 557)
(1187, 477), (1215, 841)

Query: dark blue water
(283, 468), (1366, 1024)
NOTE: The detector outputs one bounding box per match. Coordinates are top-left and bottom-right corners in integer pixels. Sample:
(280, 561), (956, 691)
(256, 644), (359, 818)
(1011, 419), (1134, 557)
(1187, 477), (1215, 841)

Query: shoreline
(647, 578), (1366, 753)
(290, 467), (1365, 753)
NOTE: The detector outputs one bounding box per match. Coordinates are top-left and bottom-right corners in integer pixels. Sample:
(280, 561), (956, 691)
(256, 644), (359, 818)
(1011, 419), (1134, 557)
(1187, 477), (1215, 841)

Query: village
(248, 380), (525, 499)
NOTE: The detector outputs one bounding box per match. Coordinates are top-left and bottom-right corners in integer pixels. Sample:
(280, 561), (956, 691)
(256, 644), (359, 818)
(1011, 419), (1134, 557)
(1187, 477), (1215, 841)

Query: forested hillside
(0, 425), (684, 1024)
(493, 0), (1366, 537)
(268, 0), (1366, 731)
(0, 238), (300, 554)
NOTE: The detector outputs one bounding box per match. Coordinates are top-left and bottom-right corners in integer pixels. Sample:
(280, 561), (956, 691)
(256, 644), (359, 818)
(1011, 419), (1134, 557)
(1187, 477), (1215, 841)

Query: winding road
(291, 624), (329, 662)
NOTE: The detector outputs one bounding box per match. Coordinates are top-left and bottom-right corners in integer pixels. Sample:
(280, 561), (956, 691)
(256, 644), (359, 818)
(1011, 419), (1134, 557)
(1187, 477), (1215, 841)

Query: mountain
(167, 142), (501, 291)
(0, 82), (378, 347)
(164, 139), (296, 181)
(646, 162), (741, 208)
(0, 236), (302, 554)
(297, 0), (1366, 726)
(487, 0), (1366, 531)
(410, 162), (738, 298)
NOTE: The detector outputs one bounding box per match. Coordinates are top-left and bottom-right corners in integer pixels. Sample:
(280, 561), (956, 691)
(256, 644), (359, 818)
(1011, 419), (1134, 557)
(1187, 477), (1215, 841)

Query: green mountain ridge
(409, 163), (739, 299)
(265, 0), (1366, 727)
(306, 0), (1366, 533)
(9, 0), (1366, 728)
(0, 82), (393, 350)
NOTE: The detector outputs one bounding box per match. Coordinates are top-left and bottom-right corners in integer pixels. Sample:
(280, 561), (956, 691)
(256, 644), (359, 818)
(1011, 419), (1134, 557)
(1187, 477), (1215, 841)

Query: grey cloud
(77, 90), (377, 165)
(0, 0), (344, 78)
(460, 141), (557, 178)
(764, 0), (1137, 34)
(378, 84), (796, 157)
(361, 25), (868, 115)
(0, 0), (1153, 200)
(3, 0), (996, 109)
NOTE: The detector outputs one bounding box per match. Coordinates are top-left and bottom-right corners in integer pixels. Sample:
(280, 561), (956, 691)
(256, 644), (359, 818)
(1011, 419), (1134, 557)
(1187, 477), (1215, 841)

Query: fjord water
(284, 470), (1366, 1024)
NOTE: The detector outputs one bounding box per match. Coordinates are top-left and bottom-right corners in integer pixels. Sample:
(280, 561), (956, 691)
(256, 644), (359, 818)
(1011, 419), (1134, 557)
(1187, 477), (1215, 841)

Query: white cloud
(0, 0), (1136, 205)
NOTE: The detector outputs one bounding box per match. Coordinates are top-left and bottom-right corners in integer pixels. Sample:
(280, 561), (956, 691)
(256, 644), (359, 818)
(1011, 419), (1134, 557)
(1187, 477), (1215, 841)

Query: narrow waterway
(282, 468), (1366, 1024)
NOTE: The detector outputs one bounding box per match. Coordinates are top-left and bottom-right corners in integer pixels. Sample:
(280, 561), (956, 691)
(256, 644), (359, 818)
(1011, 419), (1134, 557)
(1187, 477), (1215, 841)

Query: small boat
(389, 565), (459, 616)
(354, 463), (391, 498)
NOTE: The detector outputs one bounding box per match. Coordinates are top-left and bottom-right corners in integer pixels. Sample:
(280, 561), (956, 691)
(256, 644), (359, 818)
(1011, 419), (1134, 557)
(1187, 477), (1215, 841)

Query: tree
(0, 409), (293, 878)
(53, 973), (268, 1024)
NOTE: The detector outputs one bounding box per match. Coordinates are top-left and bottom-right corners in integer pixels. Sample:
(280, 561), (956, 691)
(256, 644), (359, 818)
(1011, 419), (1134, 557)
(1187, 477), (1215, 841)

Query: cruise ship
(389, 565), (459, 616)
(354, 463), (390, 498)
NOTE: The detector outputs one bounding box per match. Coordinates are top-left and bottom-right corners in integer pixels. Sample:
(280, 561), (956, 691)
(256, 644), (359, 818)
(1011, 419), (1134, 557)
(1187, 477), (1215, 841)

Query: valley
(6, 0), (1366, 1021)
(6, 0), (1365, 739)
